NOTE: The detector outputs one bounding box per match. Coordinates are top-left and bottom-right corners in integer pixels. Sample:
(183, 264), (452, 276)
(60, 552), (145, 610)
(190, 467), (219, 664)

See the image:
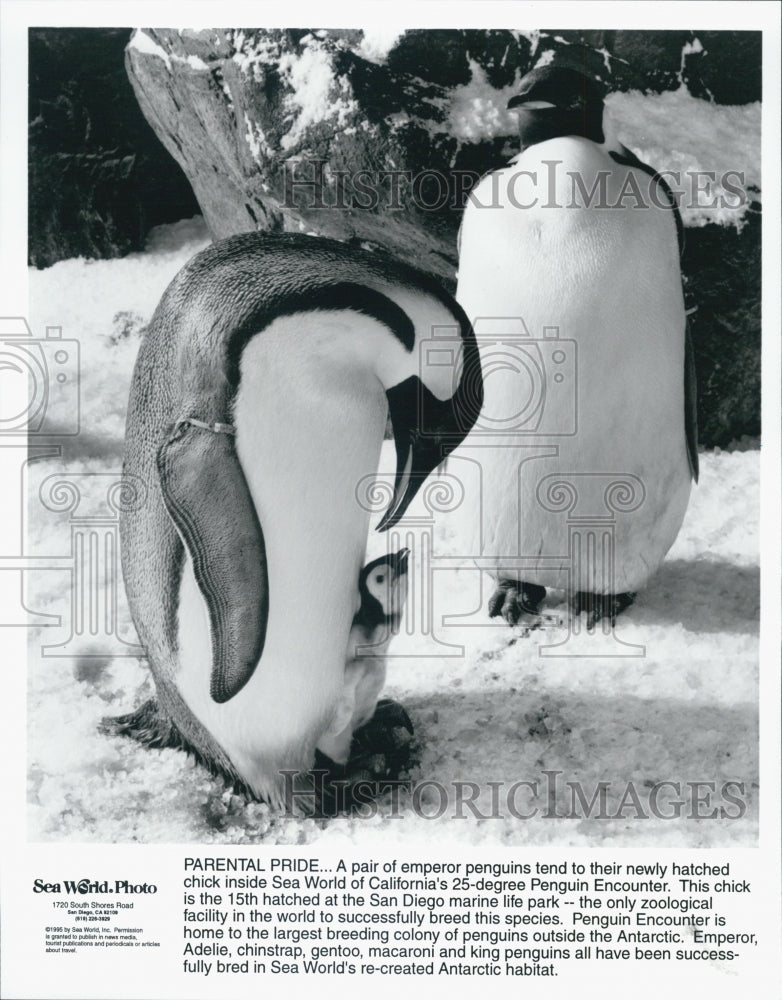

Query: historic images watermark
(0, 317), (80, 438)
(283, 159), (749, 214)
(281, 769), (748, 821)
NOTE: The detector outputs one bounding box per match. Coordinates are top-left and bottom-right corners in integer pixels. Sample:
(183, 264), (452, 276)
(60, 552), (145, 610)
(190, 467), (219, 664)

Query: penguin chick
(317, 548), (410, 764)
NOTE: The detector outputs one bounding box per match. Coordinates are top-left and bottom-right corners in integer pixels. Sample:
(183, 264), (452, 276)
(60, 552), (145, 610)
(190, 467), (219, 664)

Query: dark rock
(685, 206), (761, 446)
(387, 29), (476, 86)
(683, 31), (762, 105)
(386, 29), (533, 90)
(536, 30), (621, 88)
(466, 30), (533, 89)
(608, 30), (693, 93)
(28, 28), (199, 267)
(554, 29), (762, 104)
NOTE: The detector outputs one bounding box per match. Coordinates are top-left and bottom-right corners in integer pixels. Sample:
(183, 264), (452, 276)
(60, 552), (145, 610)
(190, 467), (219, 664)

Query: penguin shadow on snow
(633, 559), (759, 636)
(403, 687), (757, 825)
(479, 557), (759, 640)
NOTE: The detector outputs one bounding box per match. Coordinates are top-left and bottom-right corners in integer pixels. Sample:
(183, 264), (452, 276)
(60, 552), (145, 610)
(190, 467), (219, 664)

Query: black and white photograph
(1, 2), (780, 997)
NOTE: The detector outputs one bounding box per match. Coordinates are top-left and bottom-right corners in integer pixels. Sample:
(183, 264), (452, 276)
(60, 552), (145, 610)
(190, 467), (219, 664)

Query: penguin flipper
(610, 145), (685, 257)
(685, 321), (700, 482)
(157, 421), (269, 704)
(611, 145), (698, 481)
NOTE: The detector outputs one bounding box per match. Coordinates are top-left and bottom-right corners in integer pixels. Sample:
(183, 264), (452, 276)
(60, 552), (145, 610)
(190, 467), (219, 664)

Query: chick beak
(391, 547), (410, 576)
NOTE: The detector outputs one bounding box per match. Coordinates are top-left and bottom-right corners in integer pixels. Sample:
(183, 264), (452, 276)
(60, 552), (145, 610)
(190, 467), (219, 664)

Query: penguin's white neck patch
(368, 289), (466, 403)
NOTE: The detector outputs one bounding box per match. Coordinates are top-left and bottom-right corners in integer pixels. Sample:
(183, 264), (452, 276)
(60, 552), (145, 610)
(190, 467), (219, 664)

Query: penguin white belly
(175, 314), (388, 800)
(456, 138), (691, 593)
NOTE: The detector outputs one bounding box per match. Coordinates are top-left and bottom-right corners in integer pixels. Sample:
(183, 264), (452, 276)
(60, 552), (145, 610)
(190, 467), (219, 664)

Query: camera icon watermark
(414, 322), (483, 447)
(466, 318), (577, 437)
(0, 317), (80, 437)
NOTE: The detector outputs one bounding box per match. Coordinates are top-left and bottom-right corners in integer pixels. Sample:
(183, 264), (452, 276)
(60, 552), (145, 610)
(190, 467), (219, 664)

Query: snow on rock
(277, 36), (360, 150)
(606, 87), (761, 228)
(127, 28), (172, 71)
(447, 60), (522, 142)
(26, 221), (759, 847)
(230, 29), (282, 83)
(354, 27), (406, 65)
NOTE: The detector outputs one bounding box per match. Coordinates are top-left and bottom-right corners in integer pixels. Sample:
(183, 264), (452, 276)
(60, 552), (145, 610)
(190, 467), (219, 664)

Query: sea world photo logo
(33, 878), (158, 894)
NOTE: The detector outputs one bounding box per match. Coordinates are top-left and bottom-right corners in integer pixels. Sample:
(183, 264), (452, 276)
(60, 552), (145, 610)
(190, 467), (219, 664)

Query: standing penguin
(456, 64), (698, 626)
(111, 232), (481, 806)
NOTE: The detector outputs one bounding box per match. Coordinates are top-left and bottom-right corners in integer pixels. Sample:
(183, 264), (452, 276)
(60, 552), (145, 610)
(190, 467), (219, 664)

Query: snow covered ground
(24, 214), (759, 847)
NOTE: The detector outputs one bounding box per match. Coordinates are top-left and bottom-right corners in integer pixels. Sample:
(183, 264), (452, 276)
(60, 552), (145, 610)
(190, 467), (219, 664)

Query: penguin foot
(360, 698), (414, 739)
(100, 698), (180, 750)
(102, 699), (252, 796)
(571, 591), (636, 630)
(488, 579), (547, 626)
(312, 700), (416, 817)
(347, 698), (415, 780)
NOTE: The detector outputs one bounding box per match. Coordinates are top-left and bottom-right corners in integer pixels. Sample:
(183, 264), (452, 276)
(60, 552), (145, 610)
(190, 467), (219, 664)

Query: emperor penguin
(455, 63), (698, 626)
(111, 232), (481, 806)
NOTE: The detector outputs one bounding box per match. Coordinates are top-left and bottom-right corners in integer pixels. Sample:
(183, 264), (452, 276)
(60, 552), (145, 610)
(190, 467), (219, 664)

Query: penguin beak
(376, 430), (443, 532)
(377, 334), (483, 532)
(391, 547), (410, 576)
(507, 96), (556, 110)
(506, 98), (563, 149)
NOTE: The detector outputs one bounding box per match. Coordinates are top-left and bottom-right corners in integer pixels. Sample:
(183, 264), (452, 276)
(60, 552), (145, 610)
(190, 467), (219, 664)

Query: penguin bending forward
(111, 233), (481, 806)
(455, 64), (698, 627)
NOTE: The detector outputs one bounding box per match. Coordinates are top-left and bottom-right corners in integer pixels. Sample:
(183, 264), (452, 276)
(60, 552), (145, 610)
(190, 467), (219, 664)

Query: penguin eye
(375, 572), (385, 585)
